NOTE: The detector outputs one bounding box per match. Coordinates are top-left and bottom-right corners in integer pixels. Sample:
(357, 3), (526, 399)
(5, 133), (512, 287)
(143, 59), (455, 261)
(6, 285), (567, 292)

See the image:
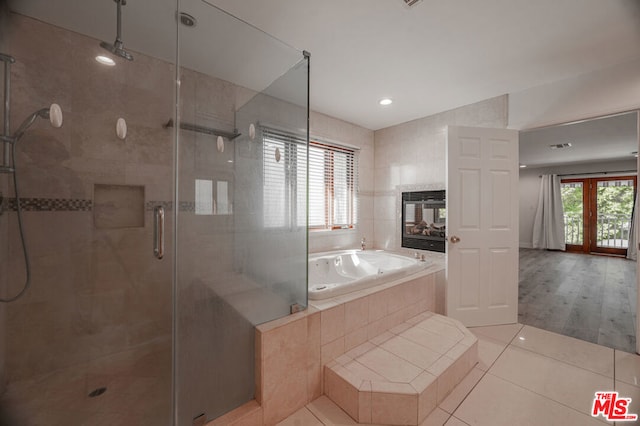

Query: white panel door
(447, 126), (519, 326)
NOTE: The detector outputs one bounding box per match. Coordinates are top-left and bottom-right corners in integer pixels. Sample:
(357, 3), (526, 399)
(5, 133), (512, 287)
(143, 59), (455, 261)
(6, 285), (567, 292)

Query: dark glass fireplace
(401, 190), (446, 253)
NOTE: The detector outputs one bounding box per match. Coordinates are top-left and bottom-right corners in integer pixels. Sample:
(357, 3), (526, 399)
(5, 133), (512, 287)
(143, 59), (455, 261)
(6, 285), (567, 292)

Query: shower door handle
(154, 206), (164, 260)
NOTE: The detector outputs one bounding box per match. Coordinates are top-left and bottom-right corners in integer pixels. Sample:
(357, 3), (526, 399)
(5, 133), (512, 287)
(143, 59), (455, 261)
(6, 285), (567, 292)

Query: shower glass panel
(0, 1), (176, 425)
(175, 1), (309, 423)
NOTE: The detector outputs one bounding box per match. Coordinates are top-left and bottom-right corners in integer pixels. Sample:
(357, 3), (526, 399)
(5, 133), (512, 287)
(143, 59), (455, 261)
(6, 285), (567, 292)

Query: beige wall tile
(321, 304), (345, 346)
(307, 312), (322, 402)
(344, 296), (369, 334)
(260, 318), (309, 426)
(369, 290), (389, 322)
(358, 381), (372, 423)
(344, 326), (368, 352)
(324, 366), (359, 421)
(321, 337), (346, 367)
(209, 400), (263, 426)
(371, 392), (418, 426)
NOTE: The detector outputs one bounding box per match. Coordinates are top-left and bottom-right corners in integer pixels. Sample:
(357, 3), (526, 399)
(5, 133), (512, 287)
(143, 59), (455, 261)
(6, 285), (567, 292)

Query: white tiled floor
(278, 323), (640, 425)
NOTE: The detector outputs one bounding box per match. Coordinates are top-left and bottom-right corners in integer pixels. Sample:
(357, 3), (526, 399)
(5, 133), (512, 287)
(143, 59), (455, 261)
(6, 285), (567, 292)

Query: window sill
(310, 227), (356, 236)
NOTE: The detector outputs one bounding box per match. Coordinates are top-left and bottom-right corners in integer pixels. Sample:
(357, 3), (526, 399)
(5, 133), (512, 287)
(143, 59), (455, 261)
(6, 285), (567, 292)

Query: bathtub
(308, 250), (430, 300)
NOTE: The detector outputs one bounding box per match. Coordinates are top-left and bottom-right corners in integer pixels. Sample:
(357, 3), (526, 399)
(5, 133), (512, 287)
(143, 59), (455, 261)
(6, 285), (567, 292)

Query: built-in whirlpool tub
(308, 249), (430, 300)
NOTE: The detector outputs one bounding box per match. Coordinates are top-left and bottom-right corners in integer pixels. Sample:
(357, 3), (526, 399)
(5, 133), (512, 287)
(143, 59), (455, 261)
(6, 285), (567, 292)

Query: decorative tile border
(145, 200), (173, 211)
(6, 198), (92, 212)
(1, 198), (196, 212)
(144, 201), (195, 212)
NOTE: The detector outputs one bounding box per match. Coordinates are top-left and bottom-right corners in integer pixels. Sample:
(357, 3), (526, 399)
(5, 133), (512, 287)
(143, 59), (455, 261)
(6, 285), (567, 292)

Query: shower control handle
(154, 206), (164, 260)
(449, 235), (461, 244)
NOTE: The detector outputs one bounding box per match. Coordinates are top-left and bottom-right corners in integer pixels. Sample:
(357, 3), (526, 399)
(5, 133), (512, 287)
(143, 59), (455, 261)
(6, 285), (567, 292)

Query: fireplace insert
(401, 190), (446, 253)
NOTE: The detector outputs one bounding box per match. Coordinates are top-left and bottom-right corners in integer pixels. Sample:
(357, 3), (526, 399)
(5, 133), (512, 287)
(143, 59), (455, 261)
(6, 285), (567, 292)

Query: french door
(561, 176), (637, 255)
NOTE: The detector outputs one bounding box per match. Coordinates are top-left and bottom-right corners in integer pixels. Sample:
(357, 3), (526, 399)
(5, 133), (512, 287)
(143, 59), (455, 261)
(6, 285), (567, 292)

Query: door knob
(450, 236), (461, 244)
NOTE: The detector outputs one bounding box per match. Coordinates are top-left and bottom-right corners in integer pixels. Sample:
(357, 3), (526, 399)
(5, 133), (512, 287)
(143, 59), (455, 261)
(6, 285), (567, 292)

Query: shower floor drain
(88, 387), (107, 398)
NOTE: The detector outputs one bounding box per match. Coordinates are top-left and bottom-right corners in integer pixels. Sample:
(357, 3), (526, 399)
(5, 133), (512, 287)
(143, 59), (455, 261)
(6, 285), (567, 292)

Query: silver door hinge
(290, 303), (306, 314)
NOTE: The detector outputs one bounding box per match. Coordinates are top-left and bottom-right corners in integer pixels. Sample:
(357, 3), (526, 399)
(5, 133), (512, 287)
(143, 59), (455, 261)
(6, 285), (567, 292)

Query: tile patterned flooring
(278, 323), (640, 425)
(519, 248), (637, 353)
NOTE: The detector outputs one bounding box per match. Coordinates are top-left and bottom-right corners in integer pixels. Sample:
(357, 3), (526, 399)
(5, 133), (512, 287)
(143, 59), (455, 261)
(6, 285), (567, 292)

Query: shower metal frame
(1, 52), (15, 172)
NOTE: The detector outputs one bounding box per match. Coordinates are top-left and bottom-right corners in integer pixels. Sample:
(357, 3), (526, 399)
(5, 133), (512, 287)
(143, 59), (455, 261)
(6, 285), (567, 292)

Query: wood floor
(518, 248), (637, 353)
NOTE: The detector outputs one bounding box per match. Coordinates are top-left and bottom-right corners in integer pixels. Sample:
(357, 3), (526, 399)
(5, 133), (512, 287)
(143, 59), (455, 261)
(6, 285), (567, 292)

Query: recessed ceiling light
(379, 98), (393, 106)
(632, 151), (638, 158)
(95, 55), (115, 66)
(519, 164), (527, 168)
(227, 160), (234, 163)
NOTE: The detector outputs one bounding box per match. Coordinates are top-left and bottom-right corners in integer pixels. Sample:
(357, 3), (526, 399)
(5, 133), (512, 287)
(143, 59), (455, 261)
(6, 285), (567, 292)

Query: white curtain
(532, 174), (566, 250)
(627, 191), (639, 260)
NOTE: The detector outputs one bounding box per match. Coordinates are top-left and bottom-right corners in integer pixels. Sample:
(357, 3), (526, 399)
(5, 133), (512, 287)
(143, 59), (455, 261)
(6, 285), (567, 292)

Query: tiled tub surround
(247, 255), (447, 426)
(325, 313), (478, 425)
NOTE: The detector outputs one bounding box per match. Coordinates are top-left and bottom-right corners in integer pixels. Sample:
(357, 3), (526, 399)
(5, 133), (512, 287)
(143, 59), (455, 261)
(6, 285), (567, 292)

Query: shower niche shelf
(93, 184), (145, 229)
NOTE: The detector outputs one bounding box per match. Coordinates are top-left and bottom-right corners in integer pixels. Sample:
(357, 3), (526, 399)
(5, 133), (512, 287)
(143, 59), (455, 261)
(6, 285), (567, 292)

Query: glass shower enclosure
(175, 0), (309, 423)
(0, 0), (309, 424)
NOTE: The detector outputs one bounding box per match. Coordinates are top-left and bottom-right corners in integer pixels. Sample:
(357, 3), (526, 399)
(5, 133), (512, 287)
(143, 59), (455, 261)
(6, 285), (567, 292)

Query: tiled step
(324, 312), (478, 425)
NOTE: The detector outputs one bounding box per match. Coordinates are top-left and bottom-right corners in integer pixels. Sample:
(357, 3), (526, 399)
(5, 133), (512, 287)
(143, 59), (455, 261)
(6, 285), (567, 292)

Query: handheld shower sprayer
(1, 53), (64, 302)
(11, 103), (63, 143)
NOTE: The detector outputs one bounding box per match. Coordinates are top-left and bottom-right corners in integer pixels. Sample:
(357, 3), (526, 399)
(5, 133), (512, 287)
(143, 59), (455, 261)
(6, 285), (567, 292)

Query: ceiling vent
(403, 0), (423, 7)
(549, 143), (572, 150)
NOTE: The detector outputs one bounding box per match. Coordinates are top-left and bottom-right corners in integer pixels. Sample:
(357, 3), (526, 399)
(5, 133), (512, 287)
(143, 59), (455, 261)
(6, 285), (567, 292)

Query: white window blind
(309, 141), (358, 229)
(262, 127), (358, 230)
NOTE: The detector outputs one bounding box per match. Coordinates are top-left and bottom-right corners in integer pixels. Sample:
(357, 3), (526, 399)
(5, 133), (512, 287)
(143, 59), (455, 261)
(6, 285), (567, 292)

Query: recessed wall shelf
(163, 119), (241, 140)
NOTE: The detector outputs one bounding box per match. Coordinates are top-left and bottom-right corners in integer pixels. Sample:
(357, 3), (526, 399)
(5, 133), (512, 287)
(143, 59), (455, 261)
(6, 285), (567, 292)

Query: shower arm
(115, 0), (125, 48)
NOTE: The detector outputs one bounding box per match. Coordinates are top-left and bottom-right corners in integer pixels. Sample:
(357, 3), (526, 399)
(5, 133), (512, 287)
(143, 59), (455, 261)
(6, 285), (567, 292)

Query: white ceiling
(519, 112), (638, 168)
(8, 0), (640, 131)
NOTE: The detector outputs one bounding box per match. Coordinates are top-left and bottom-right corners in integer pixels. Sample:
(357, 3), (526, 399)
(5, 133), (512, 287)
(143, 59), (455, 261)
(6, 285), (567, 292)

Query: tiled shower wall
(3, 12), (375, 391)
(3, 13), (176, 383)
(373, 95), (509, 250)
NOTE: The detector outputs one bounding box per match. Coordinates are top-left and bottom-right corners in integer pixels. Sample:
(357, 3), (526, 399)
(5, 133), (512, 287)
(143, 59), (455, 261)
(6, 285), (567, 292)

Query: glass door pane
(561, 181), (584, 246)
(594, 178), (635, 252)
(1, 2), (176, 424)
(175, 1), (309, 423)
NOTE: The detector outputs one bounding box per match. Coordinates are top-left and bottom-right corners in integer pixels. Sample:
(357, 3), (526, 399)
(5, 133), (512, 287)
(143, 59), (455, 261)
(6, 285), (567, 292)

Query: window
(263, 127), (358, 230)
(561, 176), (636, 255)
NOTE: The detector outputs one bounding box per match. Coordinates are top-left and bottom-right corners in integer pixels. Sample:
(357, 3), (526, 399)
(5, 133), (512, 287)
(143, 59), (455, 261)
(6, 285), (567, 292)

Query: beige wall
(509, 58), (640, 131)
(372, 95), (509, 250)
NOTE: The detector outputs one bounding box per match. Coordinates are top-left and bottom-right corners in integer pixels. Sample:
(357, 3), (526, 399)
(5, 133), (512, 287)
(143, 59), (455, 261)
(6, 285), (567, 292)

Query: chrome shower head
(99, 40), (134, 61)
(100, 0), (134, 62)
